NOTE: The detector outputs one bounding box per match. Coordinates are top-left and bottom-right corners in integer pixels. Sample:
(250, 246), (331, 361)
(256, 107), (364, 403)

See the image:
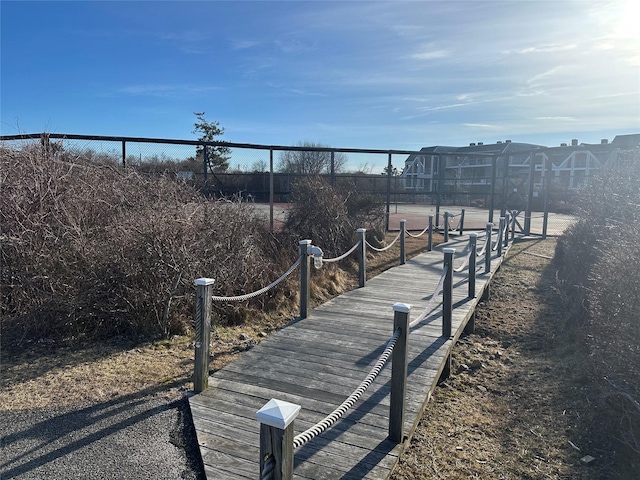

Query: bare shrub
(282, 176), (385, 256)
(555, 147), (640, 458)
(1, 143), (292, 349)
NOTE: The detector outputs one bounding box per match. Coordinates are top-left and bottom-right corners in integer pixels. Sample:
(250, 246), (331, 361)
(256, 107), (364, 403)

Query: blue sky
(2, 0), (639, 165)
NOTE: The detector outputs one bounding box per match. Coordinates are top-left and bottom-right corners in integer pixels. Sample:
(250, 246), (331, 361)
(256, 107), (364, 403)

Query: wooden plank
(189, 240), (507, 480)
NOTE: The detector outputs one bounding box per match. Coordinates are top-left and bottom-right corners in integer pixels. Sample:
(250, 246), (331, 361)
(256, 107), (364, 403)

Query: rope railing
(366, 231), (401, 252)
(198, 219), (514, 479)
(292, 327), (401, 449)
(322, 240), (361, 263)
(453, 249), (473, 273)
(408, 266), (448, 329)
(406, 223), (430, 238)
(211, 257), (301, 302)
(260, 455), (275, 480)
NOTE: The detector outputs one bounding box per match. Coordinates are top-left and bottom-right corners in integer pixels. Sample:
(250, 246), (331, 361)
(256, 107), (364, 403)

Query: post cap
(256, 399), (301, 429)
(443, 248), (456, 254)
(486, 222), (493, 227)
(357, 228), (367, 233)
(299, 239), (312, 245)
(392, 302), (411, 313)
(469, 233), (478, 238)
(194, 278), (215, 286)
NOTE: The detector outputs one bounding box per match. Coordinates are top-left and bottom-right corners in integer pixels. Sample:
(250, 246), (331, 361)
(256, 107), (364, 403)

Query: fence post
(194, 278), (214, 393)
(400, 219), (406, 265)
(357, 228), (367, 288)
(203, 145), (208, 183)
(485, 222), (492, 274)
(458, 209), (465, 235)
(511, 210), (517, 241)
(299, 240), (311, 319)
(442, 248), (455, 338)
(468, 233), (477, 299)
(497, 217), (505, 257)
(256, 399), (301, 480)
(503, 212), (510, 248)
(443, 211), (450, 242)
(389, 302), (410, 443)
(121, 140), (126, 168)
(427, 215), (433, 251)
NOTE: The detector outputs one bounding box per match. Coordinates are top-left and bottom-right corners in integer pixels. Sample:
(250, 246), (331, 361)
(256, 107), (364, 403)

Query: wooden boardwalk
(189, 233), (505, 479)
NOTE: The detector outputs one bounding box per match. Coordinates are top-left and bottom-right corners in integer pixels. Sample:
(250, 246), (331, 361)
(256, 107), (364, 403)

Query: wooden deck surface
(189, 233), (506, 479)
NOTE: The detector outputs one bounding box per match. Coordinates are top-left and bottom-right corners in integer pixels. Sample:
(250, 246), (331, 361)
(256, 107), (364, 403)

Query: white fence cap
(256, 399), (301, 429)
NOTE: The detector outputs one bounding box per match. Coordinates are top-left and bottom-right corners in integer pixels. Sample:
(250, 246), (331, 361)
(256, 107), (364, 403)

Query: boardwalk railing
(192, 211), (518, 479)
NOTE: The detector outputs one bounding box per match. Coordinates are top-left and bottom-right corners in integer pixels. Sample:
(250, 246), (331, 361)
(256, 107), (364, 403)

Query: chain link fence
(3, 132), (633, 236)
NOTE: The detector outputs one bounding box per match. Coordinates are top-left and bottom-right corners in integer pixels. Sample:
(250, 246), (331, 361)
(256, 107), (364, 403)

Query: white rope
(454, 250), (472, 273)
(406, 223), (430, 238)
(365, 231), (401, 252)
(292, 328), (401, 449)
(211, 257), (301, 302)
(408, 266), (448, 329)
(322, 241), (361, 263)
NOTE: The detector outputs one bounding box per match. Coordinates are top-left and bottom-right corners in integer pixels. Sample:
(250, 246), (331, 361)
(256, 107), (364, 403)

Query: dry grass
(0, 232), (433, 413)
(392, 238), (636, 479)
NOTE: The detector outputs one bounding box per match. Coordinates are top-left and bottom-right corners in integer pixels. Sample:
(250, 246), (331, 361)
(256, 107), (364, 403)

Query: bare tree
(277, 142), (347, 174)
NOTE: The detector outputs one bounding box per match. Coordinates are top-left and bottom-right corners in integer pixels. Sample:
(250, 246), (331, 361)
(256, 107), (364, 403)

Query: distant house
(401, 134), (640, 192)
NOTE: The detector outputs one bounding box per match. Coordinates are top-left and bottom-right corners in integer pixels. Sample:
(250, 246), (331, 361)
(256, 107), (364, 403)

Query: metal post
(269, 149), (274, 233)
(489, 155), (497, 224)
(256, 399), (300, 480)
(385, 152), (392, 232)
(458, 208), (465, 235)
(194, 278), (214, 393)
(501, 155), (510, 218)
(299, 240), (311, 319)
(497, 217), (505, 257)
(400, 219), (406, 265)
(542, 154), (551, 239)
(443, 212), (450, 242)
(357, 228), (366, 288)
(525, 150), (536, 235)
(504, 211), (510, 248)
(389, 302), (410, 443)
(203, 145), (208, 183)
(485, 222), (492, 274)
(330, 151), (335, 186)
(442, 248), (455, 338)
(468, 234), (477, 299)
(121, 140), (126, 168)
(427, 215), (433, 251)
(511, 210), (517, 241)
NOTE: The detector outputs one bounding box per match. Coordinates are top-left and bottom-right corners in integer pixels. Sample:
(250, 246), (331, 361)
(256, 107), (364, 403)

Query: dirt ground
(392, 238), (635, 480)
(1, 234), (635, 478)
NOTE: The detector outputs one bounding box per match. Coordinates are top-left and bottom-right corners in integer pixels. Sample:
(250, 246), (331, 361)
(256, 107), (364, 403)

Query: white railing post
(194, 278), (214, 393)
(468, 233), (477, 299)
(427, 215), (433, 251)
(485, 222), (493, 274)
(299, 240), (311, 319)
(442, 248), (455, 338)
(389, 302), (410, 443)
(256, 399), (301, 480)
(357, 228), (367, 288)
(400, 219), (406, 265)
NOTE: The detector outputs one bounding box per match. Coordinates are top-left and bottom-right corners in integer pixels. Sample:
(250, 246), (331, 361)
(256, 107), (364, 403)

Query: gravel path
(0, 391), (204, 480)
